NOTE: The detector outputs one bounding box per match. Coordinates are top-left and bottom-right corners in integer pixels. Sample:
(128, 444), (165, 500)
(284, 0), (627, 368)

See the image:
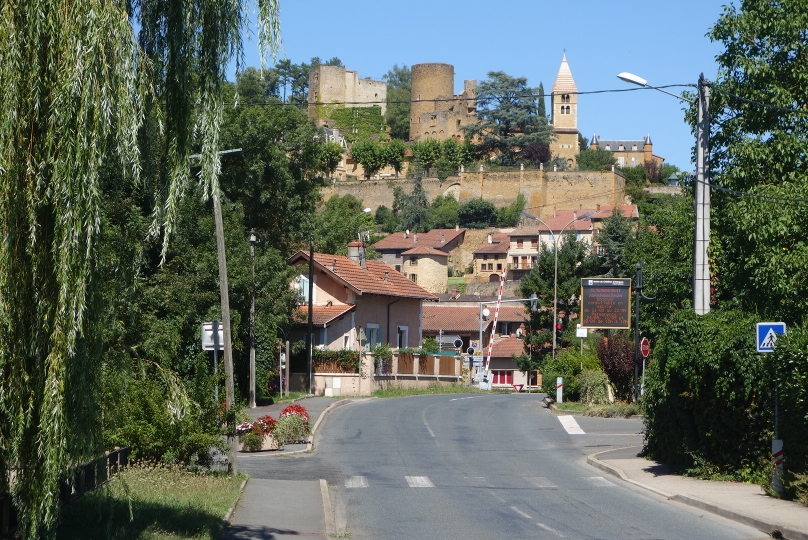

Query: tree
(314, 195), (375, 255)
(399, 178), (431, 233)
(383, 64), (411, 140)
(462, 71), (554, 166)
(537, 82), (547, 119)
(521, 142), (552, 167)
(411, 139), (442, 175)
(236, 66), (280, 104)
(429, 194), (461, 230)
(577, 148), (617, 171)
(496, 193), (526, 227)
(374, 205), (398, 233)
(458, 199), (497, 229)
(384, 138), (407, 178)
(596, 334), (635, 401)
(701, 0), (808, 323)
(0, 0), (281, 535)
(350, 139), (387, 179)
(595, 209), (633, 278)
(320, 142), (345, 176)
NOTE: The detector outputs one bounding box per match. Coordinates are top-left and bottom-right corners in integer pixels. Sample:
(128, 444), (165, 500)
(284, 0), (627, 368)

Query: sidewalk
(589, 446), (808, 540)
(220, 396), (351, 539)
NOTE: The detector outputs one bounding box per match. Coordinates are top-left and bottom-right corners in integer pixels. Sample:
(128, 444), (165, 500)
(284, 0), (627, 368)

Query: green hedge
(643, 309), (769, 480)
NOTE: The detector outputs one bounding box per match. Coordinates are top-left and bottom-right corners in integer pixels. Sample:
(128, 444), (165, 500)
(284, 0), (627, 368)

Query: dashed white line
(345, 476), (368, 489)
(449, 396), (479, 401)
(510, 506), (533, 519)
(405, 476), (434, 487)
(537, 522), (566, 537)
(527, 476), (558, 489)
(584, 476), (615, 487)
(557, 415), (585, 435)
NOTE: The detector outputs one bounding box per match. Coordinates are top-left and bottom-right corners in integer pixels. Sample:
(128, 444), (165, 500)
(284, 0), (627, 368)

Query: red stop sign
(640, 337), (650, 357)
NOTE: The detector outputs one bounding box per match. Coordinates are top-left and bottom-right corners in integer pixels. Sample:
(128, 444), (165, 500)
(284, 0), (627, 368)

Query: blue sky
(235, 0), (732, 170)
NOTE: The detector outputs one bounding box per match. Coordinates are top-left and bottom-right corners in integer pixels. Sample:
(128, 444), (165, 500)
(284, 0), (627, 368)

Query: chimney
(384, 271), (389, 281)
(455, 224), (459, 231)
(413, 234), (418, 242)
(440, 235), (445, 243)
(596, 204), (601, 212)
(487, 234), (492, 244)
(347, 241), (366, 268)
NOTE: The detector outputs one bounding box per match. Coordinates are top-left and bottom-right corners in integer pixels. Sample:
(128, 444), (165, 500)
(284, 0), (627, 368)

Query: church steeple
(550, 54), (579, 167)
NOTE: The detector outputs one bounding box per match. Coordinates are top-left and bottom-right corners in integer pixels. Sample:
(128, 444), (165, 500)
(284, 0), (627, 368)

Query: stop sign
(640, 337), (650, 358)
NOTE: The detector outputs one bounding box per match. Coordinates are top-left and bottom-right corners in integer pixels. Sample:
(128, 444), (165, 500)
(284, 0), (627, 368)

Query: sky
(234, 0), (733, 170)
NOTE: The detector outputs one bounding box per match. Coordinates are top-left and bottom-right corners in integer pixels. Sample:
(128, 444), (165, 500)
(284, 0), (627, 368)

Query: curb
(587, 449), (808, 540)
(222, 476), (249, 525)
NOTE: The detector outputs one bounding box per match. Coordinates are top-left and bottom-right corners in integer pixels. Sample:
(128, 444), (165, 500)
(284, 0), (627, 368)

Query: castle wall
(409, 63), (476, 142)
(308, 65), (386, 120)
(324, 168), (626, 225)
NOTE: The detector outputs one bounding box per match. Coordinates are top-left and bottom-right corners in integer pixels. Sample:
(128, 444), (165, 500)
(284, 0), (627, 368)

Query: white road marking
(344, 476), (368, 489)
(557, 415), (585, 435)
(537, 522), (566, 537)
(405, 476), (434, 487)
(510, 506), (533, 519)
(421, 409), (436, 438)
(527, 476), (558, 489)
(584, 476), (615, 487)
(449, 396), (479, 401)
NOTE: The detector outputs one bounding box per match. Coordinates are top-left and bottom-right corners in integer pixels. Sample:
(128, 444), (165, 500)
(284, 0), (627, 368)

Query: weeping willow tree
(0, 0), (280, 536)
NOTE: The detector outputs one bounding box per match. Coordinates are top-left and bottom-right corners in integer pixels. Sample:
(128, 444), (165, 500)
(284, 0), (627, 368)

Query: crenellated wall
(324, 168), (627, 223)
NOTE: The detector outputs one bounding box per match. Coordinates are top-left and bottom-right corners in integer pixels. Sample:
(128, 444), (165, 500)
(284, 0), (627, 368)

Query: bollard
(556, 377), (563, 403)
(772, 440), (784, 495)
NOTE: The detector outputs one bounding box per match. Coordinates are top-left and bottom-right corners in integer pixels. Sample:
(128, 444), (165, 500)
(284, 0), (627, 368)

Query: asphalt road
(248, 394), (767, 539)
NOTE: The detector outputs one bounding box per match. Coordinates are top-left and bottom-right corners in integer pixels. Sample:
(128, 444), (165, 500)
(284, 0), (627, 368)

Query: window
(496, 263), (502, 271)
(365, 324), (380, 351)
(397, 326), (409, 349)
(492, 370), (513, 385)
(631, 157), (637, 167)
(343, 334), (351, 349)
(632, 144), (638, 151)
(295, 275), (310, 302)
(512, 256), (518, 264)
(409, 274), (417, 282)
(487, 263), (493, 271)
(410, 256), (418, 266)
(561, 94), (570, 103)
(596, 245), (607, 256)
(395, 264), (401, 272)
(617, 157), (625, 167)
(517, 239), (523, 248)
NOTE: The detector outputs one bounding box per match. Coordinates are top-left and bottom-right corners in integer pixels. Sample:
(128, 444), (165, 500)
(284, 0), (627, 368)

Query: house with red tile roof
(372, 228), (466, 294)
(471, 232), (510, 282)
(288, 242), (438, 353)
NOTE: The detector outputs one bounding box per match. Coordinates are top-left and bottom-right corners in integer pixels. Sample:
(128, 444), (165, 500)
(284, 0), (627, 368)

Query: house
(287, 242), (437, 352)
(471, 232), (509, 282)
(484, 334), (538, 389)
(372, 228), (466, 293)
(590, 134), (664, 170)
(422, 301), (529, 354)
(505, 205), (639, 280)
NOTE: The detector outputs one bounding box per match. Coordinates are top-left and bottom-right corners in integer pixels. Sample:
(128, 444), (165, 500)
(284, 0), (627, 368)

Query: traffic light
(555, 322), (564, 346)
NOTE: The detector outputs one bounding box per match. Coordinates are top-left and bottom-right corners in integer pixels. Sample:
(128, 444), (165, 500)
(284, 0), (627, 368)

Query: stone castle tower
(550, 55), (580, 168)
(409, 63), (476, 142)
(307, 65), (387, 125)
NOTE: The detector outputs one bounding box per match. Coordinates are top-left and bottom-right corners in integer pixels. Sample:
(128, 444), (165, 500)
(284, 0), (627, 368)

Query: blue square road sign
(757, 322), (786, 352)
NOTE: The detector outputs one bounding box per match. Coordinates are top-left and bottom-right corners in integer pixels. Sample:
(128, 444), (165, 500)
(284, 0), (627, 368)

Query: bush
(241, 432), (264, 452)
(643, 309), (768, 480)
(273, 414), (309, 446)
(597, 333), (635, 401)
(579, 369), (611, 405)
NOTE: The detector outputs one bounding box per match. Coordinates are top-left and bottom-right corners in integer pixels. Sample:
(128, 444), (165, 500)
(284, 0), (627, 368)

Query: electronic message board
(580, 278), (631, 329)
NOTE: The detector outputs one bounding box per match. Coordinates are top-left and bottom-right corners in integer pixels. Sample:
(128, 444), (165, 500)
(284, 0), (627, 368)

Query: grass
(57, 464), (247, 540)
(371, 382), (511, 398)
(551, 399), (643, 418)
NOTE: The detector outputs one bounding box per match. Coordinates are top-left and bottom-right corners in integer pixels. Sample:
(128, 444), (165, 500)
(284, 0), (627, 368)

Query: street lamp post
(617, 72), (710, 315)
(522, 211), (592, 358)
(248, 230), (262, 409)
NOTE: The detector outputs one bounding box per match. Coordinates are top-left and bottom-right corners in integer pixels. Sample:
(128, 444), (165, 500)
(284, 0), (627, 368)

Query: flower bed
(237, 405), (311, 451)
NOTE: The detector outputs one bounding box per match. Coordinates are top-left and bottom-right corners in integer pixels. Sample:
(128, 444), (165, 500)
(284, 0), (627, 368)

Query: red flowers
(280, 404), (310, 427)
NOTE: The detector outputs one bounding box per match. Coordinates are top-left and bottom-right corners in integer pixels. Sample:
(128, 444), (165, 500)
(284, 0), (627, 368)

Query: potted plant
(372, 343), (393, 375)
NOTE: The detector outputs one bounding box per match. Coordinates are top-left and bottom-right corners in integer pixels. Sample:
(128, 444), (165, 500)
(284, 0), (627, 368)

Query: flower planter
(239, 434), (281, 452)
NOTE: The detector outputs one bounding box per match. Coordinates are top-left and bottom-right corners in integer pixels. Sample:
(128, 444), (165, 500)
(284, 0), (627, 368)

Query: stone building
(589, 134), (664, 170)
(307, 65), (387, 124)
(550, 54), (580, 169)
(409, 62), (477, 142)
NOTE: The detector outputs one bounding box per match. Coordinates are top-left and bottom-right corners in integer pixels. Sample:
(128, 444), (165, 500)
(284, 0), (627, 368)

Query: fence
(1, 447), (131, 536)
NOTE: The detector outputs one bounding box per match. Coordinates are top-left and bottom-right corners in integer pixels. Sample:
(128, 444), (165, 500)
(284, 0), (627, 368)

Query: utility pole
(694, 74), (711, 315)
(307, 238), (315, 395)
(633, 263), (642, 401)
(213, 191), (238, 475)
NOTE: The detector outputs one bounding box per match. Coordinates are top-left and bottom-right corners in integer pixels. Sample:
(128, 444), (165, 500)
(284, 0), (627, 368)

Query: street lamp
(617, 71), (711, 315)
(521, 210), (592, 358)
(248, 230), (263, 408)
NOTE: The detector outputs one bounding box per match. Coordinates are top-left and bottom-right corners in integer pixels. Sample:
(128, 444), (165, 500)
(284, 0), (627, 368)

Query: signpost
(580, 278), (631, 329)
(757, 321), (787, 494)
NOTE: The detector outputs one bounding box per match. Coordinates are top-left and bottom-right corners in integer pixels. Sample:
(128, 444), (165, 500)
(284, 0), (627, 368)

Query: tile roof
(517, 206), (639, 234)
(293, 304), (355, 326)
(401, 245), (449, 257)
(422, 305), (492, 333)
(288, 251), (438, 301)
(373, 228), (465, 251)
(488, 335), (529, 358)
(473, 233), (510, 254)
(552, 54), (577, 93)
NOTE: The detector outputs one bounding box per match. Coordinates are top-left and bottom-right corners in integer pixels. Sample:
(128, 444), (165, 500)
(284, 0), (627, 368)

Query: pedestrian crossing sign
(757, 322), (786, 353)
